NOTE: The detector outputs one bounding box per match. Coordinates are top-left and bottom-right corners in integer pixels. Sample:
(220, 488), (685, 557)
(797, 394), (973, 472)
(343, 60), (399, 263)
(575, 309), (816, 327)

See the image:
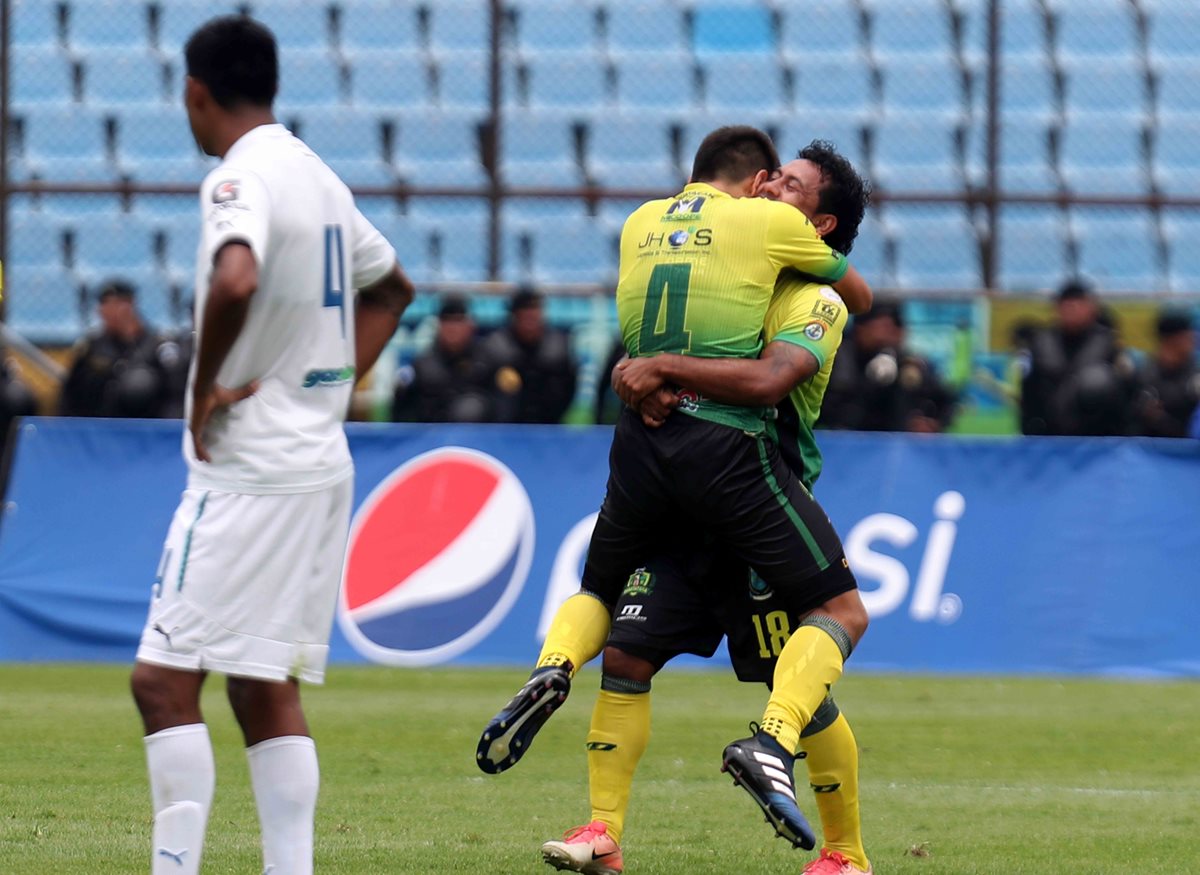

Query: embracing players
(478, 127), (873, 870)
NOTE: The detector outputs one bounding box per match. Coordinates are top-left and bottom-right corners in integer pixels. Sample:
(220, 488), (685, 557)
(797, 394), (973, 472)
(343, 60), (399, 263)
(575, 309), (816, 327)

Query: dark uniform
(59, 326), (171, 418)
(605, 278), (856, 682)
(392, 339), (494, 423)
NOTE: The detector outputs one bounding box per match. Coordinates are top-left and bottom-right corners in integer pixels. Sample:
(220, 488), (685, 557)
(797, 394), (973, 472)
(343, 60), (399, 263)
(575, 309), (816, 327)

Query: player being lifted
(479, 127), (871, 859)
(129, 17), (413, 875)
(542, 144), (874, 875)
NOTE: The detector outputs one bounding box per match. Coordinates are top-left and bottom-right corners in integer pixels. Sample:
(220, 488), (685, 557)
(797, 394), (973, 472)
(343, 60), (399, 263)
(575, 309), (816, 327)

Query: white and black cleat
(721, 730), (817, 850)
(476, 666), (570, 774)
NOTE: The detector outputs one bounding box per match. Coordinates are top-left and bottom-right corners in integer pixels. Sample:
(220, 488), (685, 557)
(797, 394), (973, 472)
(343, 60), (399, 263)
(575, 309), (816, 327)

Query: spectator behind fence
(59, 280), (171, 418)
(819, 298), (957, 433)
(1, 345), (38, 459)
(392, 295), (494, 422)
(1133, 310), (1199, 438)
(479, 288), (578, 424)
(1014, 280), (1136, 436)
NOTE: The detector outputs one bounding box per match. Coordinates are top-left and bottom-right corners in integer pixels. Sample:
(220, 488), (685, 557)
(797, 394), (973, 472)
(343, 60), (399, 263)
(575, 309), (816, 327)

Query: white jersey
(185, 124), (396, 494)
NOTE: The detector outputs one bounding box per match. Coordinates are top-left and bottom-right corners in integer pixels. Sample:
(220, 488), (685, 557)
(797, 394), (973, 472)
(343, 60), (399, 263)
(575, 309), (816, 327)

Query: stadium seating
(292, 108), (395, 187)
(603, 1), (687, 55)
(877, 56), (969, 117)
(432, 50), (490, 110)
(793, 61), (874, 115)
(994, 116), (1059, 194)
(519, 53), (611, 110)
(1000, 56), (1059, 119)
(114, 105), (210, 183)
(777, 113), (867, 171)
(80, 49), (170, 106)
(277, 50), (345, 107)
(1145, 0), (1200, 61)
(1058, 116), (1150, 196)
(67, 0), (149, 49)
(1154, 59), (1200, 118)
(611, 53), (697, 110)
(430, 214), (490, 282)
(17, 105), (112, 182)
(8, 211), (70, 269)
(846, 214), (890, 286)
(692, 4), (775, 55)
(11, 0), (60, 47)
(71, 215), (159, 276)
(871, 116), (966, 194)
(1046, 0), (1140, 61)
(427, 0), (490, 53)
(499, 111), (583, 187)
(510, 0), (599, 54)
(348, 50), (433, 107)
(1153, 116), (1200, 196)
(862, 0), (957, 58)
(1059, 58), (1148, 118)
(778, 0), (862, 61)
(391, 109), (488, 187)
(1162, 211), (1200, 293)
(527, 217), (617, 285)
(338, 0), (421, 52)
(995, 205), (1073, 292)
(998, 0), (1049, 58)
(10, 47), (76, 107)
(585, 113), (681, 191)
(699, 54), (789, 114)
(245, 0), (332, 50)
(1071, 208), (1165, 293)
(888, 205), (980, 291)
(156, 0), (245, 54)
(3, 264), (86, 343)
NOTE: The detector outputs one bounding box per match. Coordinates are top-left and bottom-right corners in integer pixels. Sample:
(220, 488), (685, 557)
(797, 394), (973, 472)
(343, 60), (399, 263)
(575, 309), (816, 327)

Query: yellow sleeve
(763, 277), (848, 369)
(763, 202), (849, 283)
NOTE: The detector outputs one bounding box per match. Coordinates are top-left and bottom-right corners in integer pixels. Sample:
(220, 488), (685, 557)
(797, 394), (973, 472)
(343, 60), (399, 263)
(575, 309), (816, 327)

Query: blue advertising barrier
(1, 417), (1198, 676)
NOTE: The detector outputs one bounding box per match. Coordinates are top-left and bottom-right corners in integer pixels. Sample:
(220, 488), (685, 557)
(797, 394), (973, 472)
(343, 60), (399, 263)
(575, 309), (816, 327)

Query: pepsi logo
(338, 447), (534, 666)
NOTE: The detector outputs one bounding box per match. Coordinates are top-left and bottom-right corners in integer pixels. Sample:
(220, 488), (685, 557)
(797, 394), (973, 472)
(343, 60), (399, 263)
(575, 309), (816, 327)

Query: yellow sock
(800, 708), (869, 871)
(587, 686), (651, 845)
(761, 619), (847, 754)
(537, 593), (611, 678)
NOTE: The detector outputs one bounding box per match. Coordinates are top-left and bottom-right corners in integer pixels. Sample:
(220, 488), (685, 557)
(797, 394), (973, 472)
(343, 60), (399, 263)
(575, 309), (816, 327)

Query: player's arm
(190, 241), (260, 461)
(767, 206), (873, 314)
(355, 264), (414, 379)
(615, 342), (817, 409)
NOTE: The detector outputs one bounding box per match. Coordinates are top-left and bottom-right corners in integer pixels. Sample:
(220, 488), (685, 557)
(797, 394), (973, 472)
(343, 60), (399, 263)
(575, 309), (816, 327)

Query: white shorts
(135, 477), (353, 684)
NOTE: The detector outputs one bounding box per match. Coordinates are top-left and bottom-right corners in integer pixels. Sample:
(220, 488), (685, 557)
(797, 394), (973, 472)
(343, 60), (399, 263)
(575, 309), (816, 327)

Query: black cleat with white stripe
(476, 666), (570, 774)
(721, 729), (817, 850)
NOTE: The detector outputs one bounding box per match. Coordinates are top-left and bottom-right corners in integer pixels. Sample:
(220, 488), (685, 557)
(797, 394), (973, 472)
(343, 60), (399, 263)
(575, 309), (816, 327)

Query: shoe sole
(541, 844), (622, 875)
(721, 745), (816, 850)
(476, 671), (570, 774)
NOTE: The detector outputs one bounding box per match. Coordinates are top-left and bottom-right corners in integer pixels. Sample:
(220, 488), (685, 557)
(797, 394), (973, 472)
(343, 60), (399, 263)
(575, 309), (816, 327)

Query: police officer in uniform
(391, 295), (493, 422)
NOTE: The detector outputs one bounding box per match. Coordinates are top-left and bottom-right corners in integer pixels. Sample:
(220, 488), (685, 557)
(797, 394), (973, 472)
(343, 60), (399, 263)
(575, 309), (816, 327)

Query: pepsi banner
(1, 418), (1199, 677)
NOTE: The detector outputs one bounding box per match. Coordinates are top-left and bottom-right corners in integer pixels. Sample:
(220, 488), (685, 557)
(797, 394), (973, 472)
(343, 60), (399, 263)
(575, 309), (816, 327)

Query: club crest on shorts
(623, 568), (654, 596)
(338, 447), (534, 666)
(748, 570), (773, 601)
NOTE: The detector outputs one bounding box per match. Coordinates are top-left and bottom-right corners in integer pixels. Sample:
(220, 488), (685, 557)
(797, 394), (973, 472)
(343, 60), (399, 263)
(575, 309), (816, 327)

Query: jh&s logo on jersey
(338, 447), (535, 666)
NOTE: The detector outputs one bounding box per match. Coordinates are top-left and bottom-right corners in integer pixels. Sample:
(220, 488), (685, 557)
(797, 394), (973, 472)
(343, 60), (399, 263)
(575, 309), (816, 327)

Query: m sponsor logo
(616, 604), (645, 622)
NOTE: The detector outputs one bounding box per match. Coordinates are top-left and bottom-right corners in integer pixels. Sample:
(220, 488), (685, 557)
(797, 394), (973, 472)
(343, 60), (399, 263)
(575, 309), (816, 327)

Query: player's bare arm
(355, 263), (415, 379)
(831, 264), (871, 315)
(614, 341), (818, 410)
(190, 241), (260, 463)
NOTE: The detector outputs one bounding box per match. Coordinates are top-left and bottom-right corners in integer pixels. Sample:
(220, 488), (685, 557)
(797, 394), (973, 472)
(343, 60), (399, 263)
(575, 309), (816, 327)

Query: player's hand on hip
(613, 356), (666, 407)
(189, 381), (259, 462)
(639, 387), (679, 428)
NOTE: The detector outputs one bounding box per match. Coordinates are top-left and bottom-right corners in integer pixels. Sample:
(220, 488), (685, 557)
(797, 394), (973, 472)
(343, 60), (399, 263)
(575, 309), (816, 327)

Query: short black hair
(185, 16), (278, 110)
(691, 126), (780, 185)
(97, 279), (136, 302)
(1056, 279), (1094, 302)
(797, 140), (870, 256)
(1157, 309), (1193, 338)
(510, 287), (543, 313)
(856, 298), (903, 328)
(438, 295), (470, 319)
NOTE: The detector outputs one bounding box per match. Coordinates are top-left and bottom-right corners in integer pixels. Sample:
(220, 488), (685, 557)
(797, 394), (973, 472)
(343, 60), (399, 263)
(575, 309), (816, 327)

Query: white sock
(247, 735), (319, 875)
(144, 724), (215, 875)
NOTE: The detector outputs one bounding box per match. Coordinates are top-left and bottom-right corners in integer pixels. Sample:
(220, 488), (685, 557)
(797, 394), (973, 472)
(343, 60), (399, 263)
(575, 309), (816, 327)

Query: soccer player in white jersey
(129, 17), (413, 875)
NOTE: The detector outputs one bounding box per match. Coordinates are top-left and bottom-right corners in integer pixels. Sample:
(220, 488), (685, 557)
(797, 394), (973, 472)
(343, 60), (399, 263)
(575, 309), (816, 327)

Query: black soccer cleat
(476, 666), (570, 774)
(721, 728), (817, 850)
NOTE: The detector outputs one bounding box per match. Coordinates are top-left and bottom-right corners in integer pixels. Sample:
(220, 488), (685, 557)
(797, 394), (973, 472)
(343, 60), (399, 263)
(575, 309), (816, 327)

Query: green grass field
(1, 665), (1198, 874)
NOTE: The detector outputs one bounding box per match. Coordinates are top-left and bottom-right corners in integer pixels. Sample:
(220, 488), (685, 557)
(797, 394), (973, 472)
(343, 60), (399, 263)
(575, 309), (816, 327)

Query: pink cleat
(541, 821), (623, 875)
(802, 848), (873, 874)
